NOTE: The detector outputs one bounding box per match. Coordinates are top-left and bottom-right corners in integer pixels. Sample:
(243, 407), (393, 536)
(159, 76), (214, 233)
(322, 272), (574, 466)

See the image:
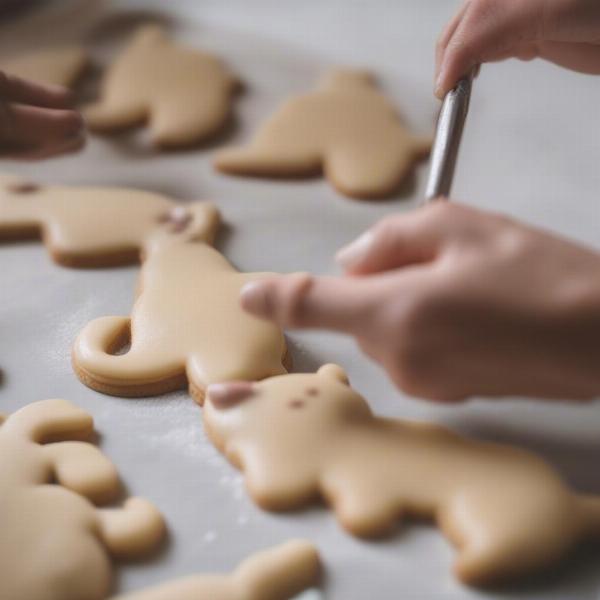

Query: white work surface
(1, 1), (600, 598)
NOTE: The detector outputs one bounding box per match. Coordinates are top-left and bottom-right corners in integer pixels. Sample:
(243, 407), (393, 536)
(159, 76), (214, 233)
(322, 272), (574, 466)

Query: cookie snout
(206, 381), (256, 409)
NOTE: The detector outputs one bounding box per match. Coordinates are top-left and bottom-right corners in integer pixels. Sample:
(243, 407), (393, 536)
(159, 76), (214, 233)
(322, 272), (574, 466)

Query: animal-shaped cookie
(0, 174), (203, 267)
(73, 202), (288, 402)
(205, 365), (600, 586)
(0, 399), (165, 600)
(215, 69), (431, 199)
(85, 25), (238, 148)
(2, 46), (89, 88)
(115, 541), (320, 600)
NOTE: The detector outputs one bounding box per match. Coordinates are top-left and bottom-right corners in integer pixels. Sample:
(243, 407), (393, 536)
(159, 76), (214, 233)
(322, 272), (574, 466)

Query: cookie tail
(72, 316), (186, 397)
(578, 494), (600, 539)
(234, 540), (320, 599)
(97, 497), (165, 560)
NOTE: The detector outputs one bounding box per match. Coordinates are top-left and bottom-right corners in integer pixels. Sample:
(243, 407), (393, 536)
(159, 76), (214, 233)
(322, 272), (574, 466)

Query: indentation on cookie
(305, 387), (319, 397)
(157, 206), (193, 233)
(208, 381), (256, 410)
(8, 181), (40, 194)
(288, 398), (305, 409)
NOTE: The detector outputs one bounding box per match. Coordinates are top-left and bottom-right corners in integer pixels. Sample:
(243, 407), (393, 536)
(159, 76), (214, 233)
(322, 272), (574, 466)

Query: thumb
(240, 272), (381, 335)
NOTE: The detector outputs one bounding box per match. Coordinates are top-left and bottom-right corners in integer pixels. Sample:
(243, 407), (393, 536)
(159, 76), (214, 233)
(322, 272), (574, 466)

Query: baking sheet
(1, 1), (600, 598)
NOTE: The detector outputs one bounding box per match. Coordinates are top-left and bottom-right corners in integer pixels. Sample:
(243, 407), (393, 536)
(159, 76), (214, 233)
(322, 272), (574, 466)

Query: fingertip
(65, 109), (85, 136)
(240, 280), (272, 318)
(40, 82), (75, 107)
(335, 230), (374, 272)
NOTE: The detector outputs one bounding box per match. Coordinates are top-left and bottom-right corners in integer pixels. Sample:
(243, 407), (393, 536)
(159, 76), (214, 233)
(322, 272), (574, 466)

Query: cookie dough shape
(215, 69), (431, 199)
(115, 540), (320, 600)
(205, 365), (600, 586)
(0, 174), (200, 267)
(1, 46), (88, 88)
(0, 399), (165, 600)
(73, 202), (288, 402)
(85, 25), (238, 148)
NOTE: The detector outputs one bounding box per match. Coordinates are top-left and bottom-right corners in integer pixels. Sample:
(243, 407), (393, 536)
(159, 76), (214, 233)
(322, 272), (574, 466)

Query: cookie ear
(145, 201), (221, 255)
(185, 202), (221, 245)
(135, 24), (168, 47)
(319, 69), (375, 92)
(317, 364), (349, 385)
(207, 381), (256, 410)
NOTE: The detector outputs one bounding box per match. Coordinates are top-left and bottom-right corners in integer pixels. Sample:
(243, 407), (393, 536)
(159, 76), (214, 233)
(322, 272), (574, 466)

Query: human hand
(0, 71), (84, 159)
(241, 202), (600, 402)
(435, 0), (600, 98)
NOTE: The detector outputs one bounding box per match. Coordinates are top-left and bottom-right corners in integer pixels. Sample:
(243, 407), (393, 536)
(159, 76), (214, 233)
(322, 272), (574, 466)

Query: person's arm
(241, 202), (600, 402)
(435, 0), (600, 98)
(0, 71), (84, 159)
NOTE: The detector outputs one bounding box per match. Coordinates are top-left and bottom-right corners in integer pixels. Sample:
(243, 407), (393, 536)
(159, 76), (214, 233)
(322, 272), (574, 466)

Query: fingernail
(434, 65), (446, 99)
(67, 114), (85, 138)
(240, 281), (271, 317)
(335, 230), (374, 269)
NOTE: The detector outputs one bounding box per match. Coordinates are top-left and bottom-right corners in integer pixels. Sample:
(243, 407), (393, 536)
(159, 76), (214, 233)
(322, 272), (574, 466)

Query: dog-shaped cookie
(0, 399), (165, 600)
(0, 174), (198, 267)
(215, 69), (431, 199)
(204, 365), (600, 586)
(85, 25), (238, 148)
(73, 202), (288, 402)
(115, 541), (320, 600)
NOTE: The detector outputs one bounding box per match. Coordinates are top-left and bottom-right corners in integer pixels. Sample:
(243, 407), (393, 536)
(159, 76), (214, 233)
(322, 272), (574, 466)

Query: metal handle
(423, 69), (475, 203)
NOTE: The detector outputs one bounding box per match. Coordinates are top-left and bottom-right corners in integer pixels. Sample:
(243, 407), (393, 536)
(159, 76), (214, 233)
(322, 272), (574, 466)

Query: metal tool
(423, 68), (476, 202)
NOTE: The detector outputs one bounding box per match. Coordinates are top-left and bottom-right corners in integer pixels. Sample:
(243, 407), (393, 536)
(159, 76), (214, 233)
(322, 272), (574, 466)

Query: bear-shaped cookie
(85, 25), (238, 148)
(115, 540), (320, 600)
(2, 46), (89, 88)
(0, 399), (165, 600)
(72, 201), (288, 402)
(0, 174), (211, 267)
(215, 69), (431, 199)
(204, 365), (600, 586)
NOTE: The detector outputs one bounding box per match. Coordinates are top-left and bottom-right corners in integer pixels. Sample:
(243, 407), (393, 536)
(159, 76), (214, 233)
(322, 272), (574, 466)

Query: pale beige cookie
(215, 69), (431, 199)
(2, 46), (89, 88)
(72, 202), (288, 402)
(85, 25), (238, 148)
(205, 365), (600, 586)
(115, 540), (320, 600)
(0, 174), (201, 267)
(0, 399), (165, 600)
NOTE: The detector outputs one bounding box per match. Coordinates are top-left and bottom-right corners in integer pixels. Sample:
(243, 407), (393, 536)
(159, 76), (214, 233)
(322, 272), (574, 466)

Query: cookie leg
(96, 497), (165, 559)
(84, 96), (147, 133)
(44, 441), (120, 504)
(150, 91), (230, 148)
(325, 145), (416, 199)
(234, 540), (320, 600)
(443, 497), (580, 586)
(214, 143), (321, 178)
(332, 485), (404, 538)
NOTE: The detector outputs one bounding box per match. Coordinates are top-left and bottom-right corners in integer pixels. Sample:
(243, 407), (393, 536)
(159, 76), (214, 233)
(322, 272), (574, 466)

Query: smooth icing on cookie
(115, 540), (320, 600)
(205, 365), (600, 586)
(85, 25), (238, 148)
(215, 69), (431, 199)
(0, 174), (202, 267)
(2, 46), (89, 88)
(0, 399), (165, 600)
(72, 202), (288, 402)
